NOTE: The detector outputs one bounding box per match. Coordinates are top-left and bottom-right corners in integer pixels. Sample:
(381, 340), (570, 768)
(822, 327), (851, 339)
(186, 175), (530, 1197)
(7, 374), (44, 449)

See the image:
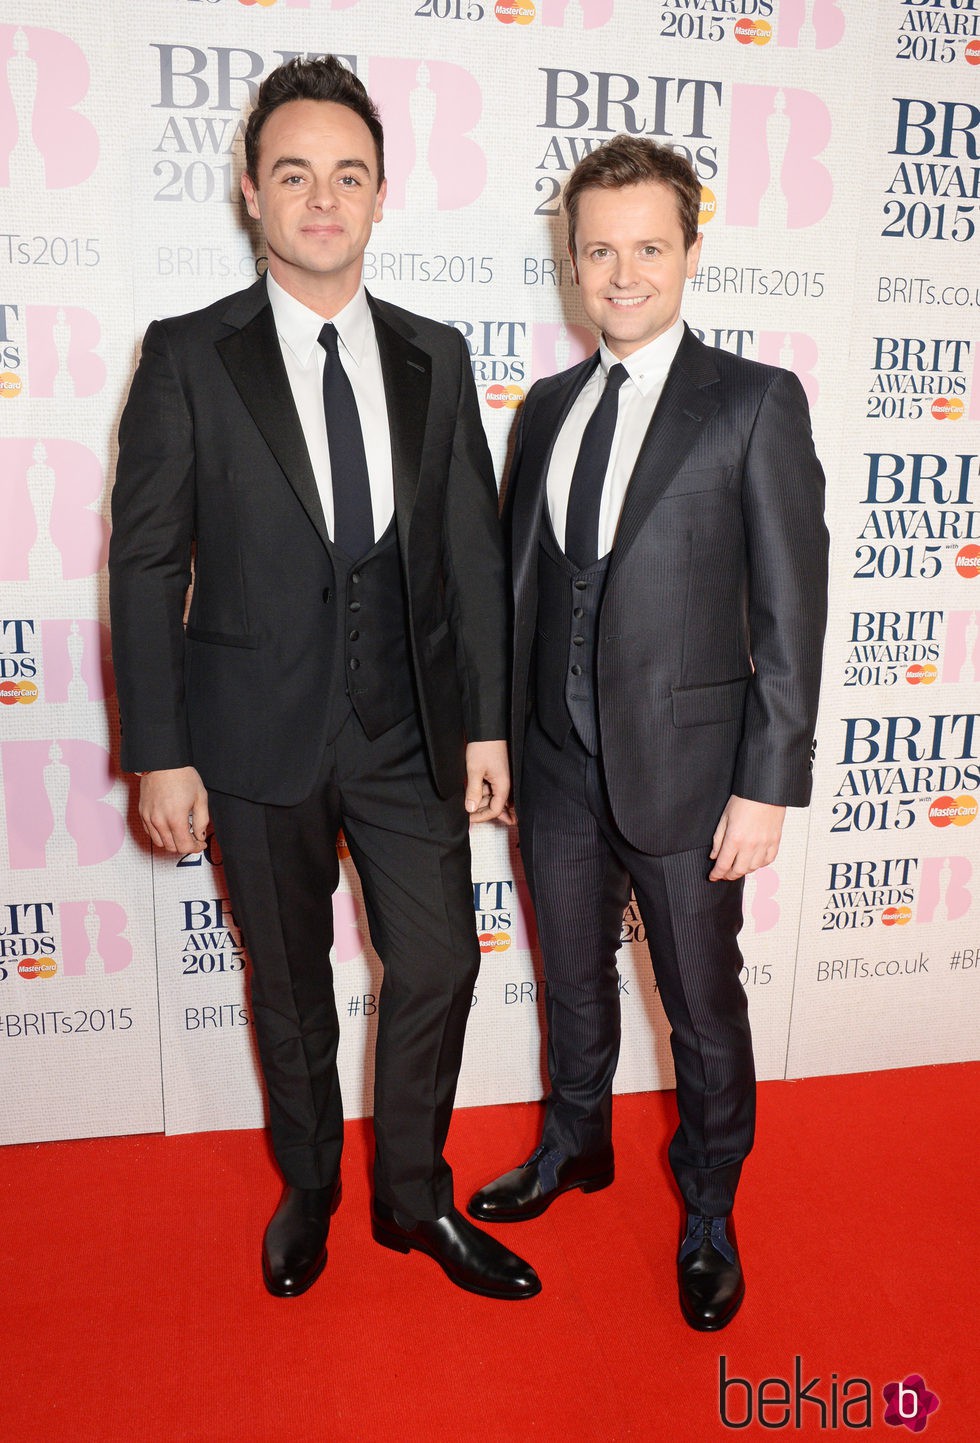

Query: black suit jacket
(508, 326), (829, 855)
(108, 278), (507, 804)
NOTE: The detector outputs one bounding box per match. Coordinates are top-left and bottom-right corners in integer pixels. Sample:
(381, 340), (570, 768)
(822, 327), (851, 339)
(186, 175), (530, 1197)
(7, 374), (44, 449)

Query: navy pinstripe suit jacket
(507, 324), (829, 855)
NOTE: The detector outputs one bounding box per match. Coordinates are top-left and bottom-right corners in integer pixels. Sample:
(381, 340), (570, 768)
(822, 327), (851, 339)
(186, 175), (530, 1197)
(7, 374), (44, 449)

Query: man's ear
(241, 172), (261, 222)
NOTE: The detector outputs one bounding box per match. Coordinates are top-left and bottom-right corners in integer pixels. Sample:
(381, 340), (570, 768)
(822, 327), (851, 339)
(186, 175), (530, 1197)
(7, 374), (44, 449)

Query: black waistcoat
(323, 519), (416, 743)
(534, 517), (610, 756)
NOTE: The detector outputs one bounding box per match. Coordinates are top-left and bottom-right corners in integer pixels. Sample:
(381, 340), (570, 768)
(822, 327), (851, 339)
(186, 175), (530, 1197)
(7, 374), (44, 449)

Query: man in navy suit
(469, 137), (828, 1329)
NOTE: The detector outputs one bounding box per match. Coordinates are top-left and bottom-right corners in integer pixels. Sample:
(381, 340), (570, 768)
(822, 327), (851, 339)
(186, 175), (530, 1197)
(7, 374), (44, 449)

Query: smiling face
(241, 98), (386, 315)
(570, 180), (703, 358)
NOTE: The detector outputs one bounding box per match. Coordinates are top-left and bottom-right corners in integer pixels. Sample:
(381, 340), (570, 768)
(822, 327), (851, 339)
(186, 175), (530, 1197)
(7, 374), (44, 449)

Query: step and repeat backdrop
(2, 0), (979, 1147)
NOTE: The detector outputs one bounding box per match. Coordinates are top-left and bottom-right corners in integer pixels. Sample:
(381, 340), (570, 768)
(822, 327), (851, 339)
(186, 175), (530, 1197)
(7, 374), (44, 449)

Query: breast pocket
(663, 466), (734, 498)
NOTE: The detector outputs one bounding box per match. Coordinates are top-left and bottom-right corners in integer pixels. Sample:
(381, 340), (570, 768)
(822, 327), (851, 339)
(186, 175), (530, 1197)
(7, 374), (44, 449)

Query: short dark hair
(564, 136), (701, 253)
(244, 56), (385, 184)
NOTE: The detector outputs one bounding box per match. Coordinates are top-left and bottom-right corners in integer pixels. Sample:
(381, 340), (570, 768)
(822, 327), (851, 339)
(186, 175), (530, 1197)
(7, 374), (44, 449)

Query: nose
(307, 182), (336, 212)
(610, 254), (639, 289)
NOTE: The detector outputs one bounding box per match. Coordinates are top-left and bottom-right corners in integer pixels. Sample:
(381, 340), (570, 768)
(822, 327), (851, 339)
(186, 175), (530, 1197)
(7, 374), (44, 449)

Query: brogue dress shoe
(677, 1213), (744, 1331)
(371, 1201), (541, 1299)
(468, 1143), (614, 1222)
(262, 1179), (342, 1298)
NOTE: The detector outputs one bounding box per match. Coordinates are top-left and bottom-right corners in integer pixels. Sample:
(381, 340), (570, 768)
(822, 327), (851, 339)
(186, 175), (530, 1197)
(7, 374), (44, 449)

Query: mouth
(606, 296), (650, 309)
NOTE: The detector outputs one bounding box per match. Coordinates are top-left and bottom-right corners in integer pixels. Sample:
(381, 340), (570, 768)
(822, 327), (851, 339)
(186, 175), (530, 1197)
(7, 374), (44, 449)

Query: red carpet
(2, 1064), (975, 1442)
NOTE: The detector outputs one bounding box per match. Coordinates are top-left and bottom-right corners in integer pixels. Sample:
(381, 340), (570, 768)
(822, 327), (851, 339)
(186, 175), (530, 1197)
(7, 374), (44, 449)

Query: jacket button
(349, 657), (360, 670)
(349, 630), (359, 642)
(570, 664), (582, 676)
(574, 579), (588, 590)
(351, 572), (361, 584)
(321, 588), (331, 603)
(349, 600), (361, 612)
(572, 635), (584, 646)
(573, 606), (584, 618)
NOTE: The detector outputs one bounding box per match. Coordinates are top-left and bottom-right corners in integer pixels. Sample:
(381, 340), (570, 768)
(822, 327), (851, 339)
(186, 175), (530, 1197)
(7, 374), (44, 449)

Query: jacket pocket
(671, 676), (748, 727)
(185, 625), (261, 650)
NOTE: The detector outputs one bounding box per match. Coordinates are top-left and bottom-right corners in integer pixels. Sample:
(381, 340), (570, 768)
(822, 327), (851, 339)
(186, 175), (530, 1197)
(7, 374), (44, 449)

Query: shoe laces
(524, 1143), (561, 1168)
(523, 1144), (564, 1192)
(680, 1214), (736, 1265)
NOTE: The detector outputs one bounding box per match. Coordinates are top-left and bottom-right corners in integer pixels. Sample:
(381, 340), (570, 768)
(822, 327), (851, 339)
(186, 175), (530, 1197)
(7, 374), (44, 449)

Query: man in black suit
(469, 137), (828, 1328)
(109, 57), (539, 1302)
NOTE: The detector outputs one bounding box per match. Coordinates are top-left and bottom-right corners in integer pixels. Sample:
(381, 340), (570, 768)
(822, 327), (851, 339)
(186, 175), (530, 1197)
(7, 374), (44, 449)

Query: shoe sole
(371, 1222), (542, 1300)
(467, 1168), (614, 1224)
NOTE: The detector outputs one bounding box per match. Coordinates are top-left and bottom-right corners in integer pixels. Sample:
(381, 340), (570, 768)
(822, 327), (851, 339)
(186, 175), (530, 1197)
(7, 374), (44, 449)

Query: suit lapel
(215, 286), (329, 548)
(511, 355), (599, 600)
(607, 329), (720, 583)
(369, 299), (431, 533)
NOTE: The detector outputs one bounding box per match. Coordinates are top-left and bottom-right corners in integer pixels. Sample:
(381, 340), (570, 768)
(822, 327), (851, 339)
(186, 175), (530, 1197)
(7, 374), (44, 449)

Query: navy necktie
(563, 362), (629, 568)
(318, 322), (374, 558)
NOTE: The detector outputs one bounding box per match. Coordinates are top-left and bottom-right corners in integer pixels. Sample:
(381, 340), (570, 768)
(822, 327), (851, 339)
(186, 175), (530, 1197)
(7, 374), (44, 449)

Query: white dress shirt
(547, 317), (685, 557)
(266, 273), (394, 542)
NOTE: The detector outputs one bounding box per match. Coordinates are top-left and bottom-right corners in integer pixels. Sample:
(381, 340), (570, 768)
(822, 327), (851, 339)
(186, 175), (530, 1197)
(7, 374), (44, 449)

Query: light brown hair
(564, 136), (701, 253)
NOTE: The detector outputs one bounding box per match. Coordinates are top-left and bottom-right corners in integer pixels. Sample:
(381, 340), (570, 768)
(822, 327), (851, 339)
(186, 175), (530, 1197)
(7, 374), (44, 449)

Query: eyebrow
(269, 155), (372, 177)
(581, 236), (675, 254)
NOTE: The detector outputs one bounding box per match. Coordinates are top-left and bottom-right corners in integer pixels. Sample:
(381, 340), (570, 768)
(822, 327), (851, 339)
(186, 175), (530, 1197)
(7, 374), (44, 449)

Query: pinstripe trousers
(520, 717), (756, 1216)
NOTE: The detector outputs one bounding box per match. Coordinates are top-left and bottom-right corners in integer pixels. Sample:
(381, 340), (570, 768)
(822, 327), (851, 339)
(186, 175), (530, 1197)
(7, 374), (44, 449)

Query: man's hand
(709, 795), (785, 881)
(138, 766), (210, 854)
(464, 740), (514, 825)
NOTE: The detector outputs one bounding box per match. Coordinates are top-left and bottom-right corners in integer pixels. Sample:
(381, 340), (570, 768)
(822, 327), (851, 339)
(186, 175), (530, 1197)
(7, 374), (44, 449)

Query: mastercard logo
(17, 958), (58, 980)
(699, 186), (717, 226)
(0, 680), (38, 705)
(882, 906), (912, 927)
(238, 0), (278, 7)
(0, 371), (23, 398)
(966, 38), (980, 65)
(931, 395), (964, 420)
(905, 663), (937, 685)
(734, 17), (772, 45)
(928, 794), (978, 827)
(478, 931), (511, 953)
(956, 544), (980, 578)
(485, 383), (524, 409)
(494, 0), (535, 22)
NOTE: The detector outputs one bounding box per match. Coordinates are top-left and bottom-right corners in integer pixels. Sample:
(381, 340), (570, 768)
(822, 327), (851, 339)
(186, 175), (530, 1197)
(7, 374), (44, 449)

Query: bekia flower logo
(882, 1374), (939, 1432)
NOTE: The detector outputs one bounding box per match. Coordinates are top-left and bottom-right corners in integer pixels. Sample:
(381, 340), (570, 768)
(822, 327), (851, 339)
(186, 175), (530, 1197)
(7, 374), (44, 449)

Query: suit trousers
(520, 718), (755, 1216)
(208, 708), (479, 1222)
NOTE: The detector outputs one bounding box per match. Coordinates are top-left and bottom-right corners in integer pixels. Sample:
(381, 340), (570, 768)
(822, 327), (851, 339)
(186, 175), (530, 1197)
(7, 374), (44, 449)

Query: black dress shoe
(262, 1179), (342, 1298)
(677, 1213), (744, 1331)
(467, 1143), (614, 1223)
(371, 1201), (541, 1300)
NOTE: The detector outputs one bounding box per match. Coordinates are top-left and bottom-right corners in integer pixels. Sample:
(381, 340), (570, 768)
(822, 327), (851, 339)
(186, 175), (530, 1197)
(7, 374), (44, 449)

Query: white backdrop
(2, 0), (979, 1147)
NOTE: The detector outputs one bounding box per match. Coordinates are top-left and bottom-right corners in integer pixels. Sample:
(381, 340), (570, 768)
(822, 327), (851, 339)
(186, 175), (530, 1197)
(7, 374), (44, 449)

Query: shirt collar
(598, 317), (685, 397)
(266, 273), (373, 368)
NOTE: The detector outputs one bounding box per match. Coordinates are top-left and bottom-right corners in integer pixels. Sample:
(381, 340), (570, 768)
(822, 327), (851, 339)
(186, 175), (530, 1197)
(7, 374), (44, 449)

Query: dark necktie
(563, 362), (629, 569)
(318, 322), (374, 558)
